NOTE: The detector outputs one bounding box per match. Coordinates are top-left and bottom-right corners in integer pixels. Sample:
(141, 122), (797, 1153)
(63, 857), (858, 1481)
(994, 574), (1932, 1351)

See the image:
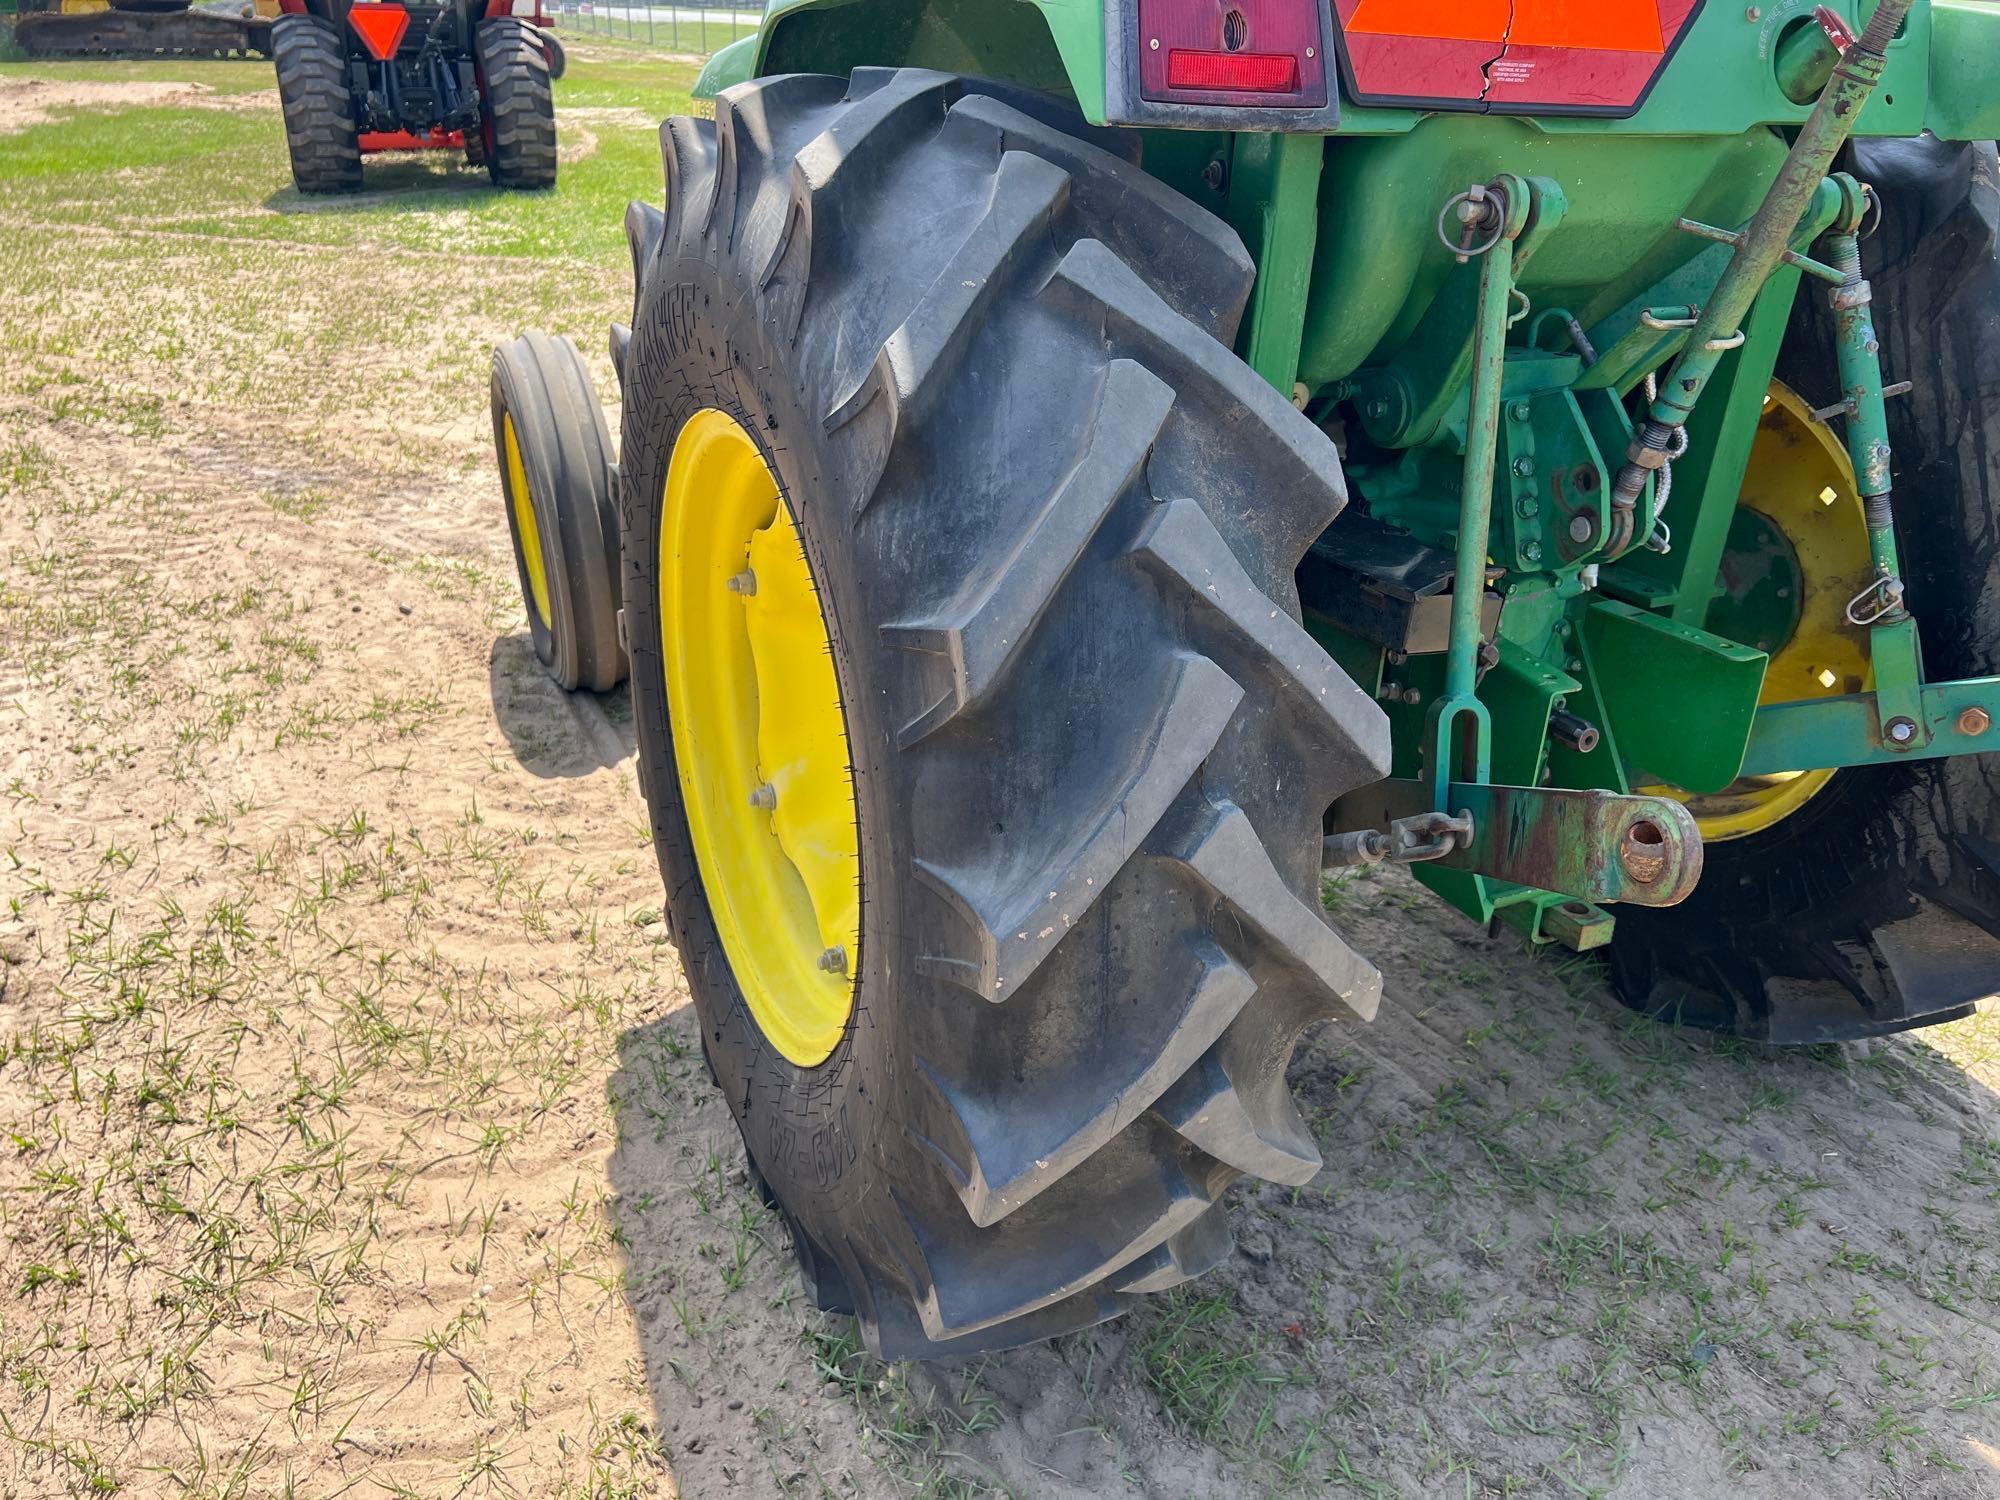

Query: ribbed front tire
(618, 70), (1390, 1357)
(272, 14), (360, 195)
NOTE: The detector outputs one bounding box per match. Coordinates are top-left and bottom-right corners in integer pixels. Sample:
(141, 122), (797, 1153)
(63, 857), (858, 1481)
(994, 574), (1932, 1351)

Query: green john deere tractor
(489, 0), (2000, 1357)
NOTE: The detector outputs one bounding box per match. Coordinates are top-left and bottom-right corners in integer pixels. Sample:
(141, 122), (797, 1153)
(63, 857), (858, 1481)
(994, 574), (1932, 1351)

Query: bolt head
(1746, 4), (1761, 19)
(1512, 457), (1535, 478)
(1523, 541), (1543, 563)
(1516, 495), (1539, 519)
(817, 946), (848, 975)
(1568, 513), (1595, 544)
(1959, 707), (1992, 737)
(749, 782), (777, 810)
(1510, 401), (1532, 422)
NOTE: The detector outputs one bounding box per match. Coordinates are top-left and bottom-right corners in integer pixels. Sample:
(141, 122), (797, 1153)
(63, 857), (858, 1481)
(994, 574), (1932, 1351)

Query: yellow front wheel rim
(660, 410), (860, 1068)
(1682, 382), (1873, 842)
(502, 412), (553, 630)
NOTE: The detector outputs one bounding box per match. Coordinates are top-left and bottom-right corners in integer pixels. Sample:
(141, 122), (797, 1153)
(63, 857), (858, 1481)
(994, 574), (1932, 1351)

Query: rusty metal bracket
(1331, 780), (1705, 907)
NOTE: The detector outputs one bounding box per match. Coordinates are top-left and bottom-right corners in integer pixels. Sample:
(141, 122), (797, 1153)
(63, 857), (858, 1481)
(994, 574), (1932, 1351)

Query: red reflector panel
(348, 2), (409, 61)
(1138, 0), (1327, 109)
(1166, 49), (1300, 93)
(1333, 0), (1698, 116)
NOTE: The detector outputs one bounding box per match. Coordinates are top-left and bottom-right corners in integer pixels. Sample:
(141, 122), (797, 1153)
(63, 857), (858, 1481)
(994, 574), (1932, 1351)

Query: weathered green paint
(1700, 508), (1805, 656)
(1219, 133), (1323, 395)
(1343, 780), (1705, 907)
(1579, 601), (1768, 795)
(722, 0), (1991, 142)
(1743, 676), (2000, 775)
(1496, 890), (1615, 952)
(1611, 0), (1914, 526)
(694, 33), (757, 99)
(1926, 1), (2000, 140)
(704, 0), (2000, 943)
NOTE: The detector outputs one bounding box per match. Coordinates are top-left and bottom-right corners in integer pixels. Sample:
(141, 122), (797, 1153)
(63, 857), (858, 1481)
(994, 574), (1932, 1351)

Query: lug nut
(817, 946), (848, 975)
(749, 782), (777, 809)
(726, 570), (758, 596)
(1958, 707), (1991, 737)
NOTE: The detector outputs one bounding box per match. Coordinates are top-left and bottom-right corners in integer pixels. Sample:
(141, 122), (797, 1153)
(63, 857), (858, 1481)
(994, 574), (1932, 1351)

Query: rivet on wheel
(749, 782), (777, 810)
(726, 570), (758, 596)
(817, 946), (848, 975)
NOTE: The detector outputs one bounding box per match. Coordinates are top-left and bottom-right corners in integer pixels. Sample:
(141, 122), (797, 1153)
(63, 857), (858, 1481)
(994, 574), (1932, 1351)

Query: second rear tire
(476, 18), (557, 191)
(273, 14), (360, 195)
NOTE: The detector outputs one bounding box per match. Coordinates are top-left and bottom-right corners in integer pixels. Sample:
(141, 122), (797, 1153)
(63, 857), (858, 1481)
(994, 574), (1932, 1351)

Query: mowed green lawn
(0, 39), (717, 263)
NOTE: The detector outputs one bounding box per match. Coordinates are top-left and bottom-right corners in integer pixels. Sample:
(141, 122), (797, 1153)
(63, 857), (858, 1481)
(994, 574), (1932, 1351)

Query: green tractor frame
(491, 0), (2000, 1357)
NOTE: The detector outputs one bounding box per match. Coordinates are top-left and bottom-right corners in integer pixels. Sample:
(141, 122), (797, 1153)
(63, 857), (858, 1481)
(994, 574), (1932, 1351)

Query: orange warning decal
(1510, 0), (1665, 53)
(1343, 0), (1509, 43)
(1333, 0), (1700, 116)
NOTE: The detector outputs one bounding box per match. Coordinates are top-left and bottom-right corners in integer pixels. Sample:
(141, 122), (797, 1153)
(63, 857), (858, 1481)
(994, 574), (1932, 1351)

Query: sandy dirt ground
(4, 65), (2000, 1500)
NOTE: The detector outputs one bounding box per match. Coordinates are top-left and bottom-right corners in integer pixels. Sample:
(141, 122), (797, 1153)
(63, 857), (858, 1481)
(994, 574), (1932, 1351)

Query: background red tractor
(271, 0), (559, 193)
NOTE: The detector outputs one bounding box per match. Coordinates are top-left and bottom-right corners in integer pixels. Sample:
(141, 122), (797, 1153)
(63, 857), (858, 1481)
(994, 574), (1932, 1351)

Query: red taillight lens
(347, 2), (409, 60)
(1166, 49), (1300, 93)
(1137, 0), (1325, 108)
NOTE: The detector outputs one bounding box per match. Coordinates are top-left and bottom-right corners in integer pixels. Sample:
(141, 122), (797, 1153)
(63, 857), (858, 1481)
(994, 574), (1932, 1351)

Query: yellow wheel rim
(660, 409), (860, 1068)
(503, 412), (553, 630)
(1681, 382), (1873, 842)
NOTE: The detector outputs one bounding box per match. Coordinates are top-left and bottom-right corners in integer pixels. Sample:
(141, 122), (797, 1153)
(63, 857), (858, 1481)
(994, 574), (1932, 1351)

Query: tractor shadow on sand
(487, 630), (631, 776)
(599, 872), (2000, 1497)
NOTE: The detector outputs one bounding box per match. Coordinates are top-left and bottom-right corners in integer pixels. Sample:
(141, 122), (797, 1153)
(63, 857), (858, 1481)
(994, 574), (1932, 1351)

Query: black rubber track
(1609, 138), (2000, 1045)
(617, 69), (1391, 1358)
(475, 18), (557, 191)
(272, 15), (360, 196)
(491, 332), (625, 693)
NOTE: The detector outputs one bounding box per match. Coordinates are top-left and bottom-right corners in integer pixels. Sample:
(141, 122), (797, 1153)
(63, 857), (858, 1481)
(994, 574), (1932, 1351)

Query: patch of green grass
(0, 46), (711, 266)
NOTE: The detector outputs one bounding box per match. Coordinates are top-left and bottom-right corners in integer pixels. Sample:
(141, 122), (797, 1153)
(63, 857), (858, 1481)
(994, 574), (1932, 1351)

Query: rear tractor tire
(272, 14), (360, 196)
(617, 69), (1391, 1357)
(475, 17), (557, 191)
(1609, 137), (2000, 1044)
(491, 332), (625, 693)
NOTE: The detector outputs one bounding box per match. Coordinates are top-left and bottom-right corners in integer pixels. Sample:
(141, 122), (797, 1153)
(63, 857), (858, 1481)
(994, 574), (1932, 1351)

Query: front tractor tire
(475, 18), (557, 191)
(1610, 138), (2000, 1044)
(618, 70), (1391, 1357)
(272, 14), (360, 195)
(491, 332), (625, 693)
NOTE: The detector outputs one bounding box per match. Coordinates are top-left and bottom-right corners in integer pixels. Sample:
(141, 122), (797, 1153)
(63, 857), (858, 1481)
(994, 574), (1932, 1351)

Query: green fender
(691, 0), (1107, 121)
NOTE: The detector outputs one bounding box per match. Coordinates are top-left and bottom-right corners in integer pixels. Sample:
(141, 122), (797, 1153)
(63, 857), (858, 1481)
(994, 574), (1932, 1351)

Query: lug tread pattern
(824, 150), (1071, 440)
(1133, 496), (1393, 797)
(272, 15), (360, 195)
(634, 71), (1389, 1360)
(912, 653), (1241, 1004)
(476, 18), (556, 191)
(882, 358), (1175, 745)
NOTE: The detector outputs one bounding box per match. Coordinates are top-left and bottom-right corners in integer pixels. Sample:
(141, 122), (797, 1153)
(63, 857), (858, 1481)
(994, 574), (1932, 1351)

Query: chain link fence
(552, 1), (758, 55)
